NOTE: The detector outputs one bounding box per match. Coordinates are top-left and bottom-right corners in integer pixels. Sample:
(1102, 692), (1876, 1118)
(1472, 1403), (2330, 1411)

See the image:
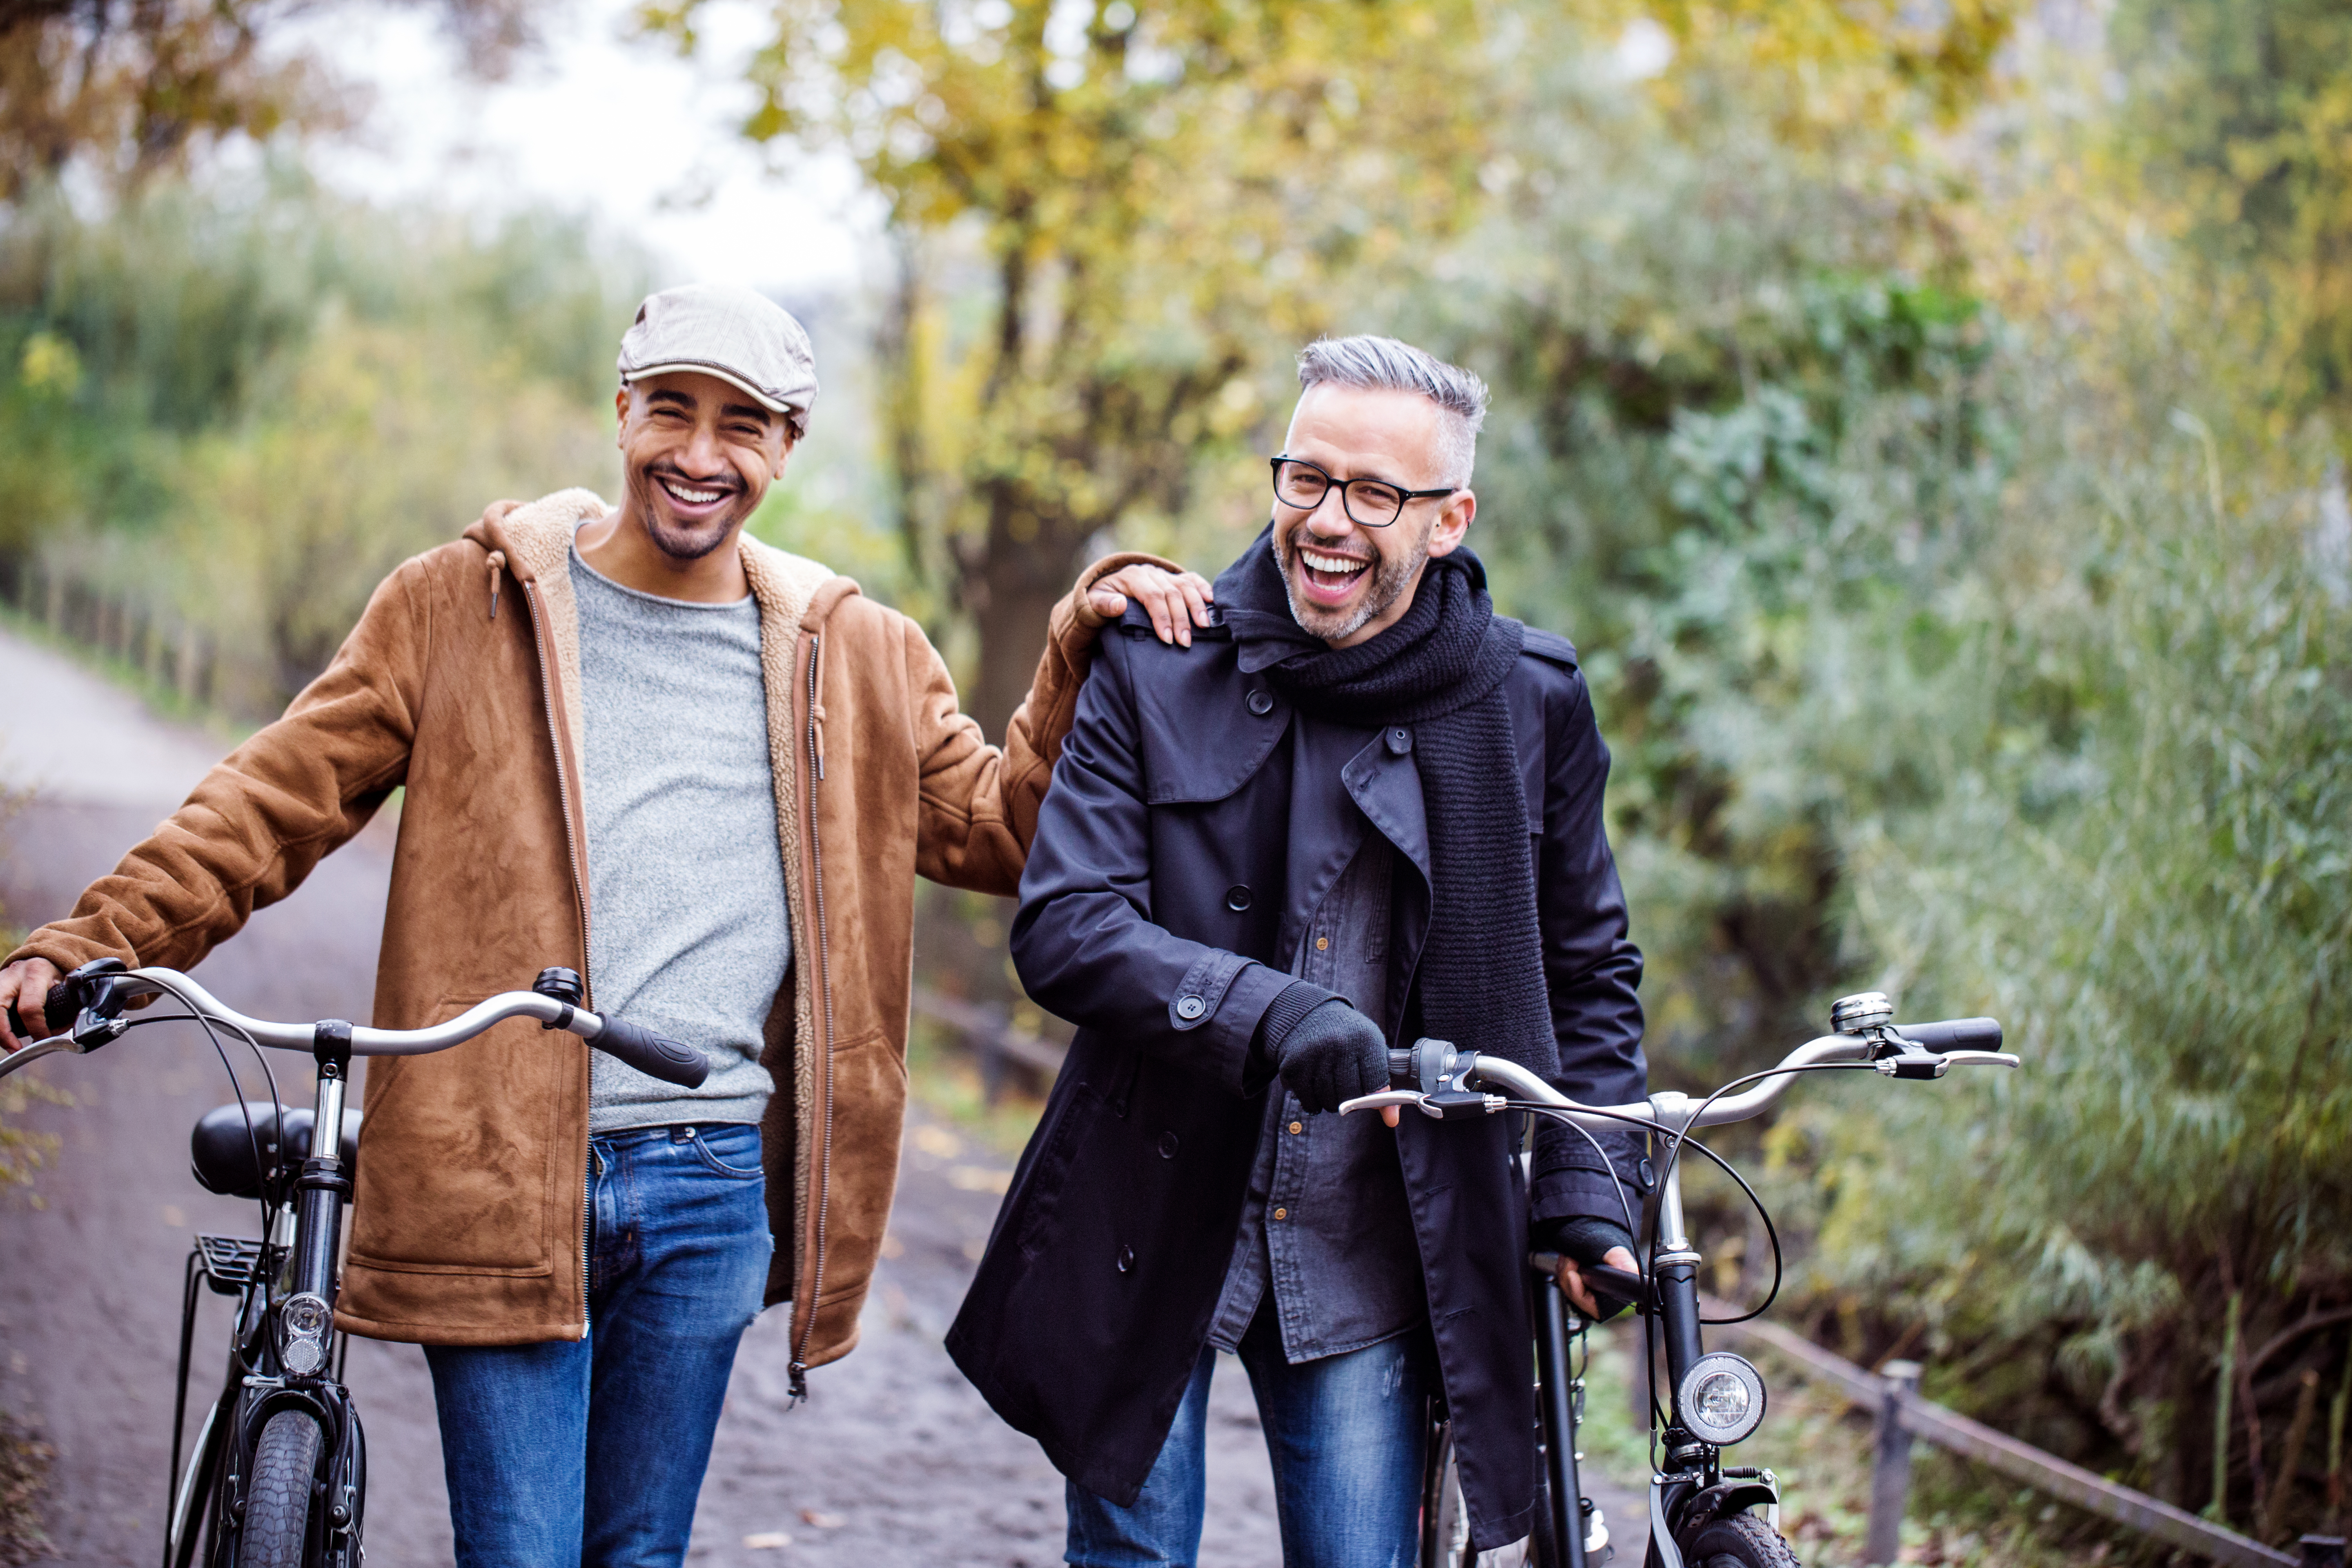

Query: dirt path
(0, 624), (1636, 1567)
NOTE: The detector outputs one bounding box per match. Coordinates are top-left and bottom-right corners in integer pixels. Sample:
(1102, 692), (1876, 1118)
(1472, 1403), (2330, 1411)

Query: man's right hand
(0, 956), (64, 1053)
(1273, 999), (1392, 1117)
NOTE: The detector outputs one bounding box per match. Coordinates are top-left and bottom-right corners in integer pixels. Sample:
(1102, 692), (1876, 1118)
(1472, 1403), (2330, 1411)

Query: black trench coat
(946, 581), (1646, 1552)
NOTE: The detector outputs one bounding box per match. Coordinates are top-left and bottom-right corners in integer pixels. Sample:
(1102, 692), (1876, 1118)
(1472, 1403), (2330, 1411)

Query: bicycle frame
(3, 960), (704, 1568)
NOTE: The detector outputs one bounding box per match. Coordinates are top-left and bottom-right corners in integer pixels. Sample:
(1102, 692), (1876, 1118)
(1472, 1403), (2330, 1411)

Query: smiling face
(1271, 383), (1476, 648)
(613, 370), (793, 561)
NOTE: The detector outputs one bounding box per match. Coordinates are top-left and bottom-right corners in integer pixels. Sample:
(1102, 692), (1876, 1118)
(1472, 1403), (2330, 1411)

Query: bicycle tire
(1427, 1439), (1542, 1568)
(1678, 1510), (1801, 1568)
(235, 1410), (321, 1568)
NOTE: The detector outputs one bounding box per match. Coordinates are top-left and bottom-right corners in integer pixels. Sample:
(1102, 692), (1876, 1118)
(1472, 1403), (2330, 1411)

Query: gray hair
(1296, 335), (1488, 488)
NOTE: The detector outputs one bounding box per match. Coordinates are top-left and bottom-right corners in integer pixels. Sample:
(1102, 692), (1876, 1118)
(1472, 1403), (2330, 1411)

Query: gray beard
(1272, 520), (1432, 644)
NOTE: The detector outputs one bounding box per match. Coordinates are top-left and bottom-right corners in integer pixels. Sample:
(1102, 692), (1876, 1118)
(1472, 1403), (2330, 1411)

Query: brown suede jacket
(7, 489), (1158, 1376)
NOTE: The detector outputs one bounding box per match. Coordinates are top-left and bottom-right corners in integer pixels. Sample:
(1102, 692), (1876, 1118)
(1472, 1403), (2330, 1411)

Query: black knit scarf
(1218, 527), (1560, 1078)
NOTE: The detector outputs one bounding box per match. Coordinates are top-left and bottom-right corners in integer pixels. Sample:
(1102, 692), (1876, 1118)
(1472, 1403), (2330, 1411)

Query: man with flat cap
(0, 283), (1211, 1566)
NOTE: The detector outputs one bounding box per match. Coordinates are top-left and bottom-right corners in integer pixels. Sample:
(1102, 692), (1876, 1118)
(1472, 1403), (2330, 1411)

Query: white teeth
(661, 478), (724, 505)
(1302, 550), (1367, 575)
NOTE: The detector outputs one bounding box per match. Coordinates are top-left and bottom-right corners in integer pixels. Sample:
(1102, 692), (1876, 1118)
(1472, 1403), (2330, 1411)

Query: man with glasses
(949, 334), (1648, 1564)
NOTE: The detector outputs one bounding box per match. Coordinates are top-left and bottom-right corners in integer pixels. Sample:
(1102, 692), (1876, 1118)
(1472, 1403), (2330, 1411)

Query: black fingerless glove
(1536, 1215), (1639, 1321)
(1258, 986), (1389, 1114)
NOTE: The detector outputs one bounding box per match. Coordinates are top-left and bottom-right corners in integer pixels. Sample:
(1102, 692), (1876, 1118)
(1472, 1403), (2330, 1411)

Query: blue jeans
(1066, 1304), (1433, 1568)
(423, 1123), (772, 1568)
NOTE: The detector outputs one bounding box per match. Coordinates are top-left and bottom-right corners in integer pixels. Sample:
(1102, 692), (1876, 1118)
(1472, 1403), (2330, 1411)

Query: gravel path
(0, 622), (1636, 1567)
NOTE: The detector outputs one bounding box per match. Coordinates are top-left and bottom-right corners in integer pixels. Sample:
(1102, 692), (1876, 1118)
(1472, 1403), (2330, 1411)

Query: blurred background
(3, 0), (2351, 1560)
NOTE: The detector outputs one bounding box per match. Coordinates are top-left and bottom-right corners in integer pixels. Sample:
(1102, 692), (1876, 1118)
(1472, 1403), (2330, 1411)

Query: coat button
(1116, 1245), (1135, 1273)
(1225, 884), (1253, 912)
(1247, 689), (1275, 716)
(1387, 726), (1412, 755)
(1176, 995), (1206, 1020)
(1158, 1131), (1179, 1158)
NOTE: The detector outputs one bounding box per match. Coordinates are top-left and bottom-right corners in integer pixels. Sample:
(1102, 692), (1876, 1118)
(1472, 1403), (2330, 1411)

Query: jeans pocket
(689, 1125), (765, 1180)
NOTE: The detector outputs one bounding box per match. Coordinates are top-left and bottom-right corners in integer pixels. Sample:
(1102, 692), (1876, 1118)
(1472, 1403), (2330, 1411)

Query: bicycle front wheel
(1677, 1510), (1802, 1568)
(235, 1410), (322, 1568)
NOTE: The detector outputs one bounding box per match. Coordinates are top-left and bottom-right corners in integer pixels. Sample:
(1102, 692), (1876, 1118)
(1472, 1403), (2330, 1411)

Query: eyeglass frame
(1267, 455), (1459, 528)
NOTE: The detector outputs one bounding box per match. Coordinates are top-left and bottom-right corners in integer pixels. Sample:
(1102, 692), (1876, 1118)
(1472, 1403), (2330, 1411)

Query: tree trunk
(969, 478), (1091, 742)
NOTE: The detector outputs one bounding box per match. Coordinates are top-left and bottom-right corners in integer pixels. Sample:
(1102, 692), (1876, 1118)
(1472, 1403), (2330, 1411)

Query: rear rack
(194, 1234), (265, 1294)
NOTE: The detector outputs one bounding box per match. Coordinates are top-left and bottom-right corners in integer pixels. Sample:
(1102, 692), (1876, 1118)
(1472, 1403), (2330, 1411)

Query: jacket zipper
(521, 575), (597, 1335)
(789, 630), (835, 1398)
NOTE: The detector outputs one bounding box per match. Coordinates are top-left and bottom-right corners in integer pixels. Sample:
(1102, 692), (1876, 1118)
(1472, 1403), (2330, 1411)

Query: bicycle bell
(1829, 992), (1893, 1035)
(1677, 1351), (1768, 1446)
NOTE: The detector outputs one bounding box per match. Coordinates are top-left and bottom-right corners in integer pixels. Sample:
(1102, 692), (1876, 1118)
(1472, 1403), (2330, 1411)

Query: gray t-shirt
(571, 547), (791, 1131)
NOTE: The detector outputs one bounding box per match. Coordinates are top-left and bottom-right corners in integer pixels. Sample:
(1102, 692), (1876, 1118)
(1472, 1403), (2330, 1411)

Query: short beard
(630, 467), (745, 561)
(1272, 517), (1434, 644)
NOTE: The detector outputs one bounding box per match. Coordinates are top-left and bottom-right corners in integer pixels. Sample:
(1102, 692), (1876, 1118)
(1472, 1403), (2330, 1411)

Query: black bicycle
(1, 957), (710, 1568)
(1341, 991), (2016, 1568)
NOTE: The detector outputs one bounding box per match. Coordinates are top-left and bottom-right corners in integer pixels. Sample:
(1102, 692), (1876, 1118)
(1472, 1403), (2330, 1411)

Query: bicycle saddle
(190, 1101), (362, 1198)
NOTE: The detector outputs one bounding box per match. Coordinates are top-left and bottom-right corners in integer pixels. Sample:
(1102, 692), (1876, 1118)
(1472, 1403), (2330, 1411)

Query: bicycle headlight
(281, 1292), (332, 1376)
(1678, 1352), (1766, 1446)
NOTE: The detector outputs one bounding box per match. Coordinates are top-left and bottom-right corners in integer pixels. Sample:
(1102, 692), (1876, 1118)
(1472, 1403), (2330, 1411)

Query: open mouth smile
(655, 472), (739, 514)
(1295, 546), (1372, 604)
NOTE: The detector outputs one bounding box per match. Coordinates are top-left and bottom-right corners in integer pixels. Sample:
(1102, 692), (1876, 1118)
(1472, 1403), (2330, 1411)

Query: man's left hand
(1088, 565), (1215, 647)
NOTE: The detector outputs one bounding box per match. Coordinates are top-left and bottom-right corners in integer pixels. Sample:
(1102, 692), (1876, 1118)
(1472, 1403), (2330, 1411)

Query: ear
(1424, 488), (1477, 559)
(614, 384), (631, 444)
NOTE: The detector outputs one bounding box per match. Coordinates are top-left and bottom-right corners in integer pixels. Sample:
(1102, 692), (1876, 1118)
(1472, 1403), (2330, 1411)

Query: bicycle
(1340, 991), (2017, 1568)
(1, 957), (710, 1568)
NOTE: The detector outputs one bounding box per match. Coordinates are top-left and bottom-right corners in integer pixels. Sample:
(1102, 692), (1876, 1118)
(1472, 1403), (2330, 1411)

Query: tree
(653, 0), (1494, 732)
(0, 0), (538, 199)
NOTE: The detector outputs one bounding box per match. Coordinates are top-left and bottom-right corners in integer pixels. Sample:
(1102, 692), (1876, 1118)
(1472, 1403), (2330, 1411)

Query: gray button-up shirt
(1205, 719), (1426, 1363)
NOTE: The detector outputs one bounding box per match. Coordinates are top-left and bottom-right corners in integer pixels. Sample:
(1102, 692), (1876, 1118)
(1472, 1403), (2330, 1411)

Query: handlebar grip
(1892, 1017), (2003, 1054)
(1585, 1262), (1650, 1302)
(9, 984), (73, 1042)
(592, 1016), (710, 1089)
(1388, 1047), (1414, 1085)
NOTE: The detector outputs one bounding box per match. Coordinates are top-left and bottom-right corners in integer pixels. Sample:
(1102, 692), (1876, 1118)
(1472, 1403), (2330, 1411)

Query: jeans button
(1116, 1244), (1135, 1274)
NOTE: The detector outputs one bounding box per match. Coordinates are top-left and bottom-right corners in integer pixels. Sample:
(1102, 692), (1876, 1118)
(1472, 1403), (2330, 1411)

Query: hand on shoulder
(1087, 564), (1215, 647)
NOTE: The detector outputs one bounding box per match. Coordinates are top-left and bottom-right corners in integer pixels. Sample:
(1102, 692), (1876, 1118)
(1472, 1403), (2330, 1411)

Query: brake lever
(1337, 1088), (1509, 1120)
(1339, 1090), (1427, 1116)
(1874, 1049), (2021, 1079)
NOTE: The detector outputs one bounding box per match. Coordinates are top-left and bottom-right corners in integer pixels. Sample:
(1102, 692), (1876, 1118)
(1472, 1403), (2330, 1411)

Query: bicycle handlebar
(0, 966), (710, 1089)
(1343, 1014), (2016, 1131)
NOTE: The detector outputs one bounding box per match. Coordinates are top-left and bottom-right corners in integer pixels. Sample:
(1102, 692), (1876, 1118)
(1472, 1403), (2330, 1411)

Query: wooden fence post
(1866, 1359), (1924, 1566)
(975, 999), (1009, 1105)
(2303, 1537), (2347, 1568)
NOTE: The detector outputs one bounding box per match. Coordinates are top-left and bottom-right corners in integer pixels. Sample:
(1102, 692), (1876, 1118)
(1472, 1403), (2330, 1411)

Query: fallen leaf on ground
(743, 1531), (791, 1548)
(800, 1509), (846, 1529)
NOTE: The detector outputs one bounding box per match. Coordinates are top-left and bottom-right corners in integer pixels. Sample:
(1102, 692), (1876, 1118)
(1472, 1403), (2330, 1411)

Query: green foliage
(1387, 16), (2350, 1535)
(2111, 0), (2352, 420)
(0, 166), (648, 710)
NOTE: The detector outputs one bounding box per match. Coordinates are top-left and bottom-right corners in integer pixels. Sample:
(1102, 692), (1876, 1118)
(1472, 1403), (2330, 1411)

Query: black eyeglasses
(1267, 456), (1456, 528)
